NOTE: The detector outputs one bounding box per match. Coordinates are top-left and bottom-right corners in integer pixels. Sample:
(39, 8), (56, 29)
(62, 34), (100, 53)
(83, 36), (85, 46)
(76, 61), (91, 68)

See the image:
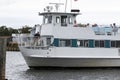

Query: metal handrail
(17, 36), (50, 48)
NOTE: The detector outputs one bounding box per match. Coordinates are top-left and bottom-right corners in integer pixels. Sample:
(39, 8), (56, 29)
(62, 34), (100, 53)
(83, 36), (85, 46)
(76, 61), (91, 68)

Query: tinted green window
(105, 40), (110, 48)
(71, 39), (77, 47)
(53, 38), (59, 47)
(89, 40), (94, 48)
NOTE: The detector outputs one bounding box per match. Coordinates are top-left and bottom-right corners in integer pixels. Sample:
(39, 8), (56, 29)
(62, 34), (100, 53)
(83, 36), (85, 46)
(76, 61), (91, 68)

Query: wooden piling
(0, 37), (7, 80)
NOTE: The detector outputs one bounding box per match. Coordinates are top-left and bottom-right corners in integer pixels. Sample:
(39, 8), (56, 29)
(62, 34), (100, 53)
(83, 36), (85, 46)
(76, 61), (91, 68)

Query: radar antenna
(44, 6), (53, 12)
(49, 3), (64, 12)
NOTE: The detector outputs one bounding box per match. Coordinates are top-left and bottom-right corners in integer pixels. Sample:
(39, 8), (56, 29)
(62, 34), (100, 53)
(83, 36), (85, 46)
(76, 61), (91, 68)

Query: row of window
(53, 39), (120, 48)
(43, 16), (73, 26)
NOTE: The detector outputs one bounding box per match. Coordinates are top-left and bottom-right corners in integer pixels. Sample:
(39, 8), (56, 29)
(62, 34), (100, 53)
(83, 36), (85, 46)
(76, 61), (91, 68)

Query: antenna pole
(70, 0), (72, 10)
(65, 0), (67, 12)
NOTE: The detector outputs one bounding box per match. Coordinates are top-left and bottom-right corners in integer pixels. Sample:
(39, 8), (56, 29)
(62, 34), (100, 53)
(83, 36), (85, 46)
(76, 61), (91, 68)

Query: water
(6, 51), (120, 80)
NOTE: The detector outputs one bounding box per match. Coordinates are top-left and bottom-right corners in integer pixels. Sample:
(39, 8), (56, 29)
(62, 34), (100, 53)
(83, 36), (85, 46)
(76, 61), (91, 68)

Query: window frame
(95, 40), (100, 47)
(56, 17), (60, 24)
(61, 16), (67, 26)
(111, 40), (116, 48)
(68, 16), (73, 24)
(59, 39), (71, 47)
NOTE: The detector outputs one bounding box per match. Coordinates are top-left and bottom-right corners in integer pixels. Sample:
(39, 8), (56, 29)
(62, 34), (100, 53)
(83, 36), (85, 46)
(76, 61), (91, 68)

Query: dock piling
(0, 38), (7, 80)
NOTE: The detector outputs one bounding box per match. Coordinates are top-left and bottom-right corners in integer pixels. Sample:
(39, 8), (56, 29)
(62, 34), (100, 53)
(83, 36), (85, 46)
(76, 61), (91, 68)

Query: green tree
(19, 25), (32, 33)
(8, 27), (18, 34)
(0, 26), (19, 36)
(0, 25), (32, 36)
(0, 26), (10, 36)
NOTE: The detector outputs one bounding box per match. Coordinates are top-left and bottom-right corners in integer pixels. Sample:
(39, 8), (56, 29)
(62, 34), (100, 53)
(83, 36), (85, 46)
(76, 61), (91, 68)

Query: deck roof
(39, 12), (81, 16)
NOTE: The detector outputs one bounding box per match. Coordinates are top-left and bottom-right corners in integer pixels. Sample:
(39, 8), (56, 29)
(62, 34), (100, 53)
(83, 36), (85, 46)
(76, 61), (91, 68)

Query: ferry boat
(18, 2), (120, 68)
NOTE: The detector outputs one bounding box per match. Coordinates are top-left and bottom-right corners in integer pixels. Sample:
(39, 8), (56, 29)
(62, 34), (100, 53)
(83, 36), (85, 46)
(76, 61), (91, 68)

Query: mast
(65, 0), (67, 12)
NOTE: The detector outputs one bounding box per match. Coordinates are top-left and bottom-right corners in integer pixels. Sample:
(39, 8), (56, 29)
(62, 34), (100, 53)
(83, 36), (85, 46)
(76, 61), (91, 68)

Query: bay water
(6, 51), (120, 80)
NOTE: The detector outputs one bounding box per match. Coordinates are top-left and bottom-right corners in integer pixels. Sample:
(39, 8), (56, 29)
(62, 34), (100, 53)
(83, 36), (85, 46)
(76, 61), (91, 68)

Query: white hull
(19, 46), (120, 68)
(25, 56), (120, 68)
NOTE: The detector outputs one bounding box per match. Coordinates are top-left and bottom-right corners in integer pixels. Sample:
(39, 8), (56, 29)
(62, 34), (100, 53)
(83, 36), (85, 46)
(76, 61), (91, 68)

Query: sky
(0, 0), (120, 29)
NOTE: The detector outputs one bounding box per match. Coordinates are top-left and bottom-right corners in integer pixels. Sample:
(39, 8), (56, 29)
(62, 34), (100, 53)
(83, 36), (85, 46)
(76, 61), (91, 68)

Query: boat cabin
(36, 12), (80, 47)
(39, 12), (80, 27)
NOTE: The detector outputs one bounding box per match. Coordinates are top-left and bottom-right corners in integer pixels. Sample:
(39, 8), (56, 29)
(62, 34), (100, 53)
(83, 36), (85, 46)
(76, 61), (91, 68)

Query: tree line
(0, 23), (100, 36)
(0, 25), (32, 36)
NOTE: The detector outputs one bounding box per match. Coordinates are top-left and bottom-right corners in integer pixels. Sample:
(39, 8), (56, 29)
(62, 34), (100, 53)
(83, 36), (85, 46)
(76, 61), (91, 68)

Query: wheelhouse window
(44, 16), (48, 24)
(56, 17), (60, 23)
(59, 39), (71, 47)
(48, 16), (52, 23)
(61, 16), (67, 26)
(44, 16), (52, 24)
(68, 16), (73, 24)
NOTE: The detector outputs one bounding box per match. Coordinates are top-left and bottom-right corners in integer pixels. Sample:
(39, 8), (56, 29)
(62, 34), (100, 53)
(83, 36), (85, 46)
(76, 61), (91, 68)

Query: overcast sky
(0, 0), (120, 29)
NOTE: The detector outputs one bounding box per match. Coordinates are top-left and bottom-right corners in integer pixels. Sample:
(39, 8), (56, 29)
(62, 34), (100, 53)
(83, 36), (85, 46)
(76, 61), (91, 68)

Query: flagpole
(70, 0), (72, 10)
(65, 0), (67, 12)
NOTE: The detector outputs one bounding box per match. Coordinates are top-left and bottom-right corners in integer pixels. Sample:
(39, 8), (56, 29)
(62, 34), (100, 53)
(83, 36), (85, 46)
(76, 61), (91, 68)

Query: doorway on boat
(39, 36), (54, 47)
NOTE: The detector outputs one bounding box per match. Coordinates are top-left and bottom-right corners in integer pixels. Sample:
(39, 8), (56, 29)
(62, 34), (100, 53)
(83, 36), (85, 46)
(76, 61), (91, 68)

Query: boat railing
(17, 36), (51, 49)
